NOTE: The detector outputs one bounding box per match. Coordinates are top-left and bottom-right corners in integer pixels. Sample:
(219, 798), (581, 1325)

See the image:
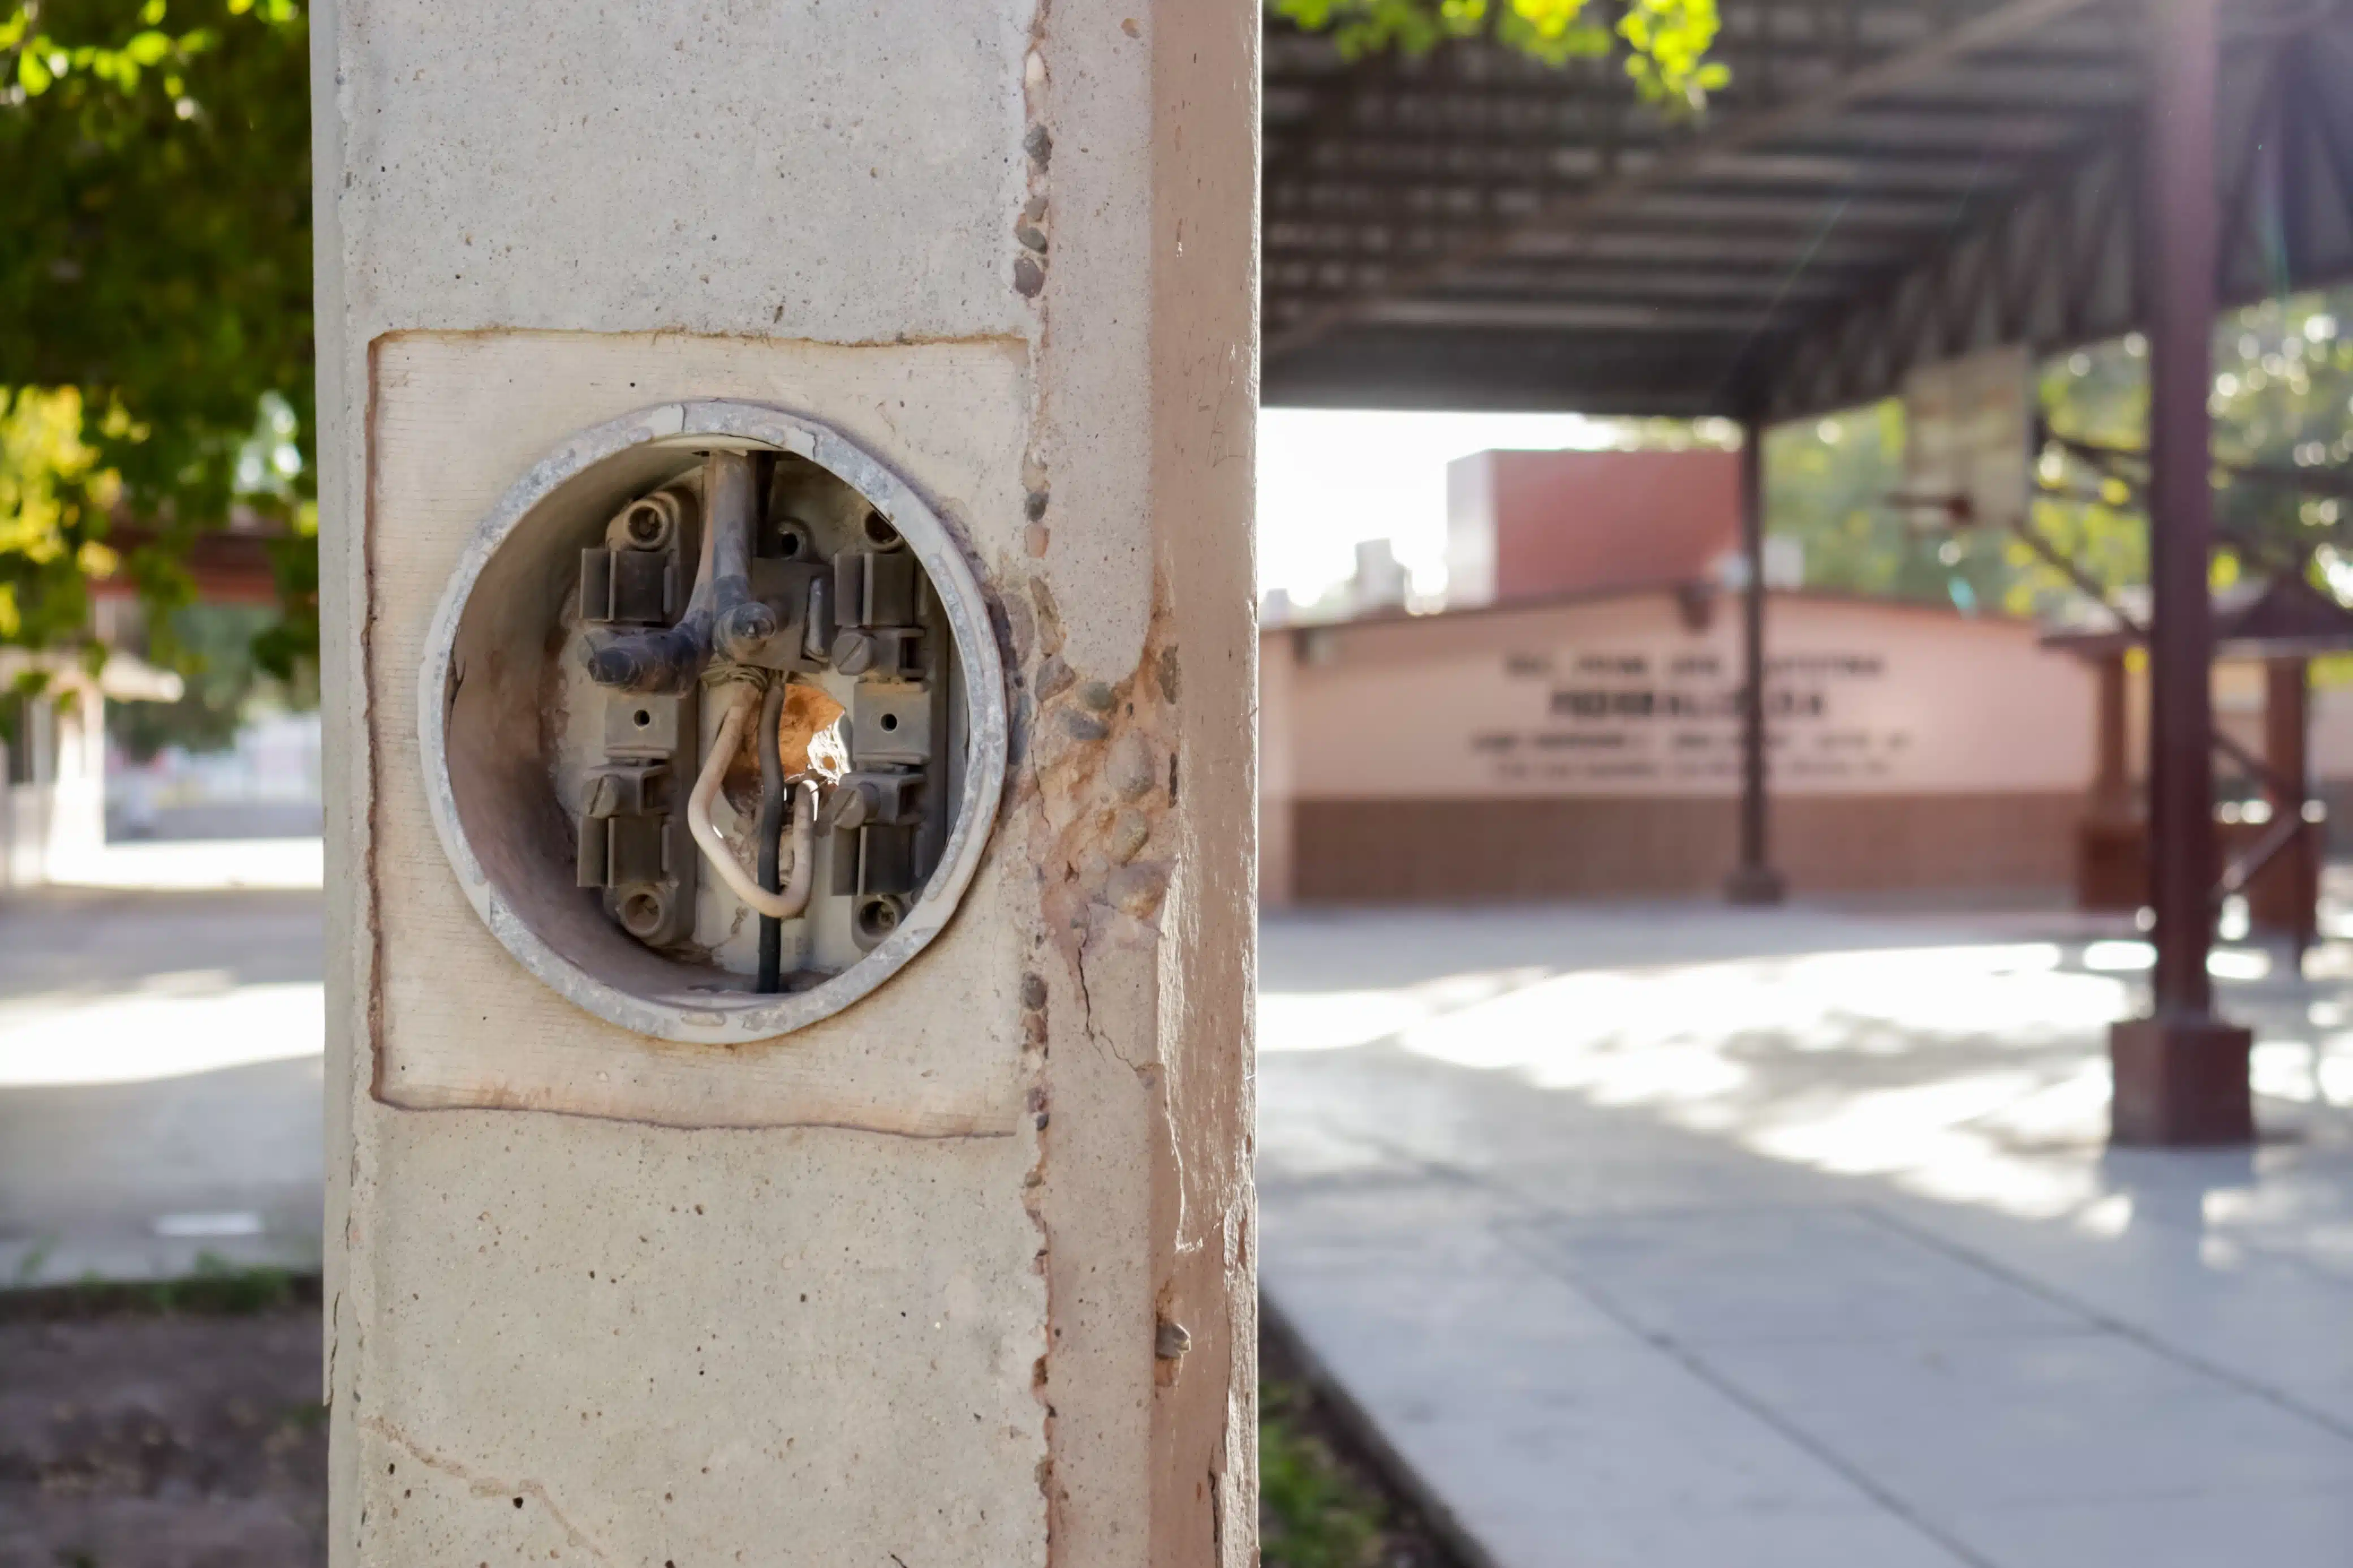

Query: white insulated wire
(688, 682), (817, 921)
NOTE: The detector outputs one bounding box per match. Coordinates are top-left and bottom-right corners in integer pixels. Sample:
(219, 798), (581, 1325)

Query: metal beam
(1270, 187), (1970, 232)
(2145, 0), (2222, 1021)
(1264, 104), (2102, 161)
(1726, 413), (1786, 906)
(1758, 109), (2144, 417)
(1269, 149), (2055, 204)
(1266, 270), (1864, 315)
(2109, 0), (2253, 1147)
(1262, 79), (2131, 152)
(1261, 337), (1752, 413)
(1356, 299), (1790, 332)
(1264, 50), (2136, 105)
(1764, 7), (2353, 421)
(1265, 0), (2108, 364)
(1429, 268), (1860, 301)
(1514, 209), (1956, 249)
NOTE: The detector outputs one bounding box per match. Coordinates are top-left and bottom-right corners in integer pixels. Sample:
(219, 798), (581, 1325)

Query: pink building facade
(1260, 586), (2100, 906)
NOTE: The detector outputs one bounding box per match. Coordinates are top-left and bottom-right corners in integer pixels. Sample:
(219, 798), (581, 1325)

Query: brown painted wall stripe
(1287, 793), (2084, 903)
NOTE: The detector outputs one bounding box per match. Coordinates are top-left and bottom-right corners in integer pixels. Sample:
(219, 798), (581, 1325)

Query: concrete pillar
(312, 5), (1258, 1564)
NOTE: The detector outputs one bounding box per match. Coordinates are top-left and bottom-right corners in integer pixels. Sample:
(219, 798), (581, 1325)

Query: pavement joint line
(1499, 1209), (2123, 1349)
(1497, 1205), (2005, 1568)
(1289, 1135), (1999, 1568)
(1265, 899), (2353, 1563)
(1337, 1118), (2353, 1450)
(1853, 1201), (2353, 1449)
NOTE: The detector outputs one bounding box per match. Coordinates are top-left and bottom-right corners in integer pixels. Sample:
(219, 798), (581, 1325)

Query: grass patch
(1261, 1379), (1389, 1568)
(0, 1253), (317, 1321)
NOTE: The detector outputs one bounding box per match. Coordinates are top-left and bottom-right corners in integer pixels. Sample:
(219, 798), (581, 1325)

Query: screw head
(719, 600), (780, 655)
(618, 889), (666, 938)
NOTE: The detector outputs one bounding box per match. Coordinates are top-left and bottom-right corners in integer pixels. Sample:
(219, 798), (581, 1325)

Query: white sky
(1256, 407), (1617, 604)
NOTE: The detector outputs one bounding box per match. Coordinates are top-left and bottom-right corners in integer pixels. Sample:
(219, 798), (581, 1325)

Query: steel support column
(1726, 415), (1787, 906)
(2093, 652), (2130, 815)
(2251, 657), (2318, 964)
(2109, 0), (2252, 1145)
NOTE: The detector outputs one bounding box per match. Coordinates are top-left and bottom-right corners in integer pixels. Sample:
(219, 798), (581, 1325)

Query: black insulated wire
(755, 679), (787, 993)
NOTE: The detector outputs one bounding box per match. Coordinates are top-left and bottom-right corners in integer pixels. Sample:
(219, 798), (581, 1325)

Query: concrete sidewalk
(1259, 902), (2353, 1568)
(0, 859), (324, 1285)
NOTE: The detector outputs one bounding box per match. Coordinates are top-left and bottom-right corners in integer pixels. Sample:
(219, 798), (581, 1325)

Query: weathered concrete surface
(372, 335), (1037, 1119)
(1261, 902), (2353, 1568)
(311, 3), (1256, 1563)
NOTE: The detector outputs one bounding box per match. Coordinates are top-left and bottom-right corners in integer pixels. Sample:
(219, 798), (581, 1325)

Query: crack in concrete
(324, 1290), (341, 1409)
(357, 1414), (613, 1563)
(1072, 923), (1152, 1079)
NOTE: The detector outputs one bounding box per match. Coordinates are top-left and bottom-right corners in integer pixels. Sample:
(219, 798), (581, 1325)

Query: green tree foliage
(0, 385), (113, 649)
(109, 599), (308, 760)
(1765, 401), (2016, 615)
(1273, 0), (1727, 106)
(2036, 293), (2353, 601)
(2021, 333), (2151, 611)
(0, 0), (314, 682)
(1764, 285), (2353, 620)
(1600, 408), (2014, 610)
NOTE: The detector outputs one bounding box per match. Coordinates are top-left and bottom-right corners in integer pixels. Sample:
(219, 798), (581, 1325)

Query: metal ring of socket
(417, 399), (1009, 1044)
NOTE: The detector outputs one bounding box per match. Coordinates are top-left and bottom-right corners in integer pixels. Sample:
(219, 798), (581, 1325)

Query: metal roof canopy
(2043, 573), (2353, 658)
(1261, 0), (2353, 420)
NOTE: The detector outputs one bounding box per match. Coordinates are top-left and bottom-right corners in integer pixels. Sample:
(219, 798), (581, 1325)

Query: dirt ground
(0, 1280), (1447, 1568)
(0, 1281), (326, 1568)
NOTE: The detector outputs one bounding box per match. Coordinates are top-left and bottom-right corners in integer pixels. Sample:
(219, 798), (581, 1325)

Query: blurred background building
(1261, 436), (2353, 916)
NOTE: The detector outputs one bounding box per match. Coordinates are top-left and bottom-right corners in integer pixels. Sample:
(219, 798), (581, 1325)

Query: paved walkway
(18, 851), (2353, 1564)
(0, 848), (324, 1285)
(1259, 902), (2353, 1568)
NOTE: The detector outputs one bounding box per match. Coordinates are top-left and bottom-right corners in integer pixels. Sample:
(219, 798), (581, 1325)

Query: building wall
(2310, 682), (2353, 785)
(1445, 448), (1740, 608)
(1259, 618), (1297, 908)
(1290, 794), (2084, 903)
(2296, 682), (2353, 855)
(1262, 588), (2097, 904)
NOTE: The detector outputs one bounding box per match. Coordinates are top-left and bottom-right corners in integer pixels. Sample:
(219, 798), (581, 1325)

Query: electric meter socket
(417, 400), (1007, 1043)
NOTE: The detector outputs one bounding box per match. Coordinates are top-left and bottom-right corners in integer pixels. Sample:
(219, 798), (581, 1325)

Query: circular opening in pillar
(417, 400), (1007, 1044)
